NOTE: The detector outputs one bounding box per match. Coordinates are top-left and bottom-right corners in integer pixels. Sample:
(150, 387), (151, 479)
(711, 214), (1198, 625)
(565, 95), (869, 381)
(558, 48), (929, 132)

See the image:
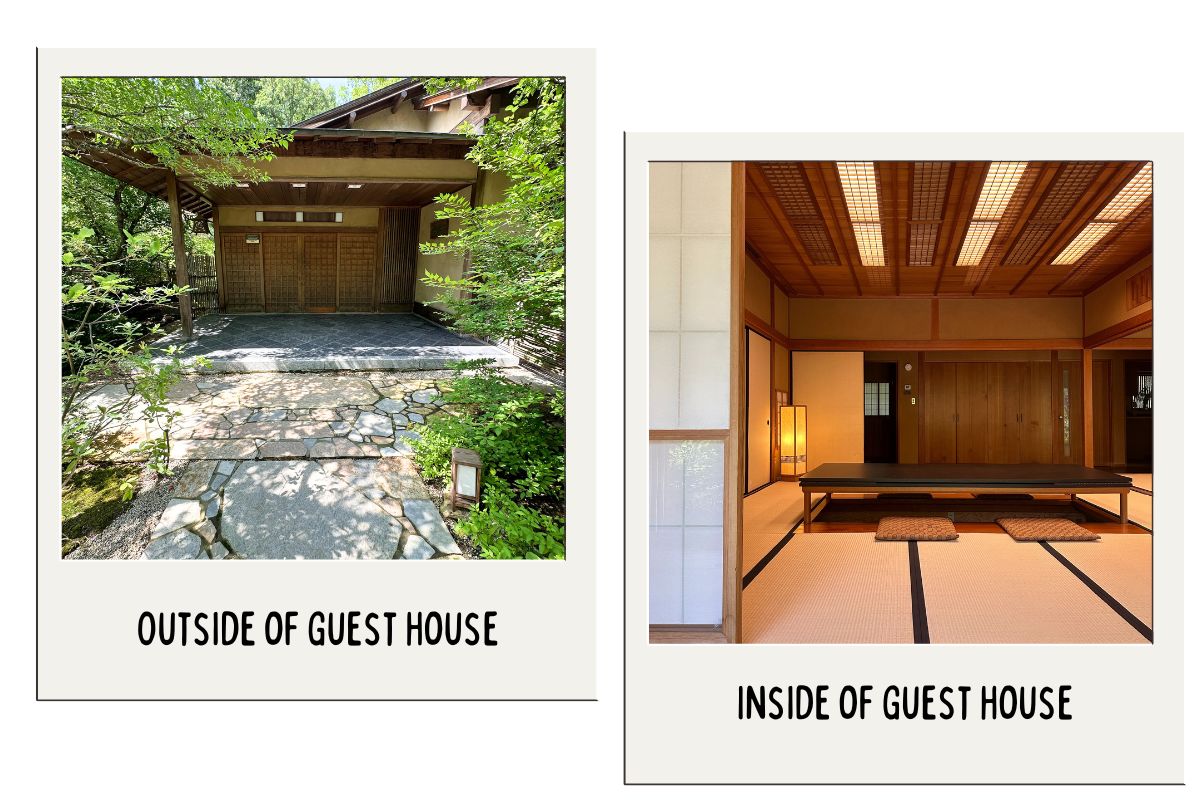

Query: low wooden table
(797, 463), (1132, 533)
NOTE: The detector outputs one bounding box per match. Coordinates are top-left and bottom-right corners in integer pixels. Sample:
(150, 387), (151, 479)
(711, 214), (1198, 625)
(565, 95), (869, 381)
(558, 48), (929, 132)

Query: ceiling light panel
(1096, 163), (1152, 222)
(836, 162), (886, 268)
(955, 161), (1026, 266)
(1051, 222), (1117, 265)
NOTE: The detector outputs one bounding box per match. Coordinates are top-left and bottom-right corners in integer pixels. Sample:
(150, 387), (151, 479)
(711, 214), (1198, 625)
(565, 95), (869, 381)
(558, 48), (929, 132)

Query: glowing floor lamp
(779, 405), (807, 478)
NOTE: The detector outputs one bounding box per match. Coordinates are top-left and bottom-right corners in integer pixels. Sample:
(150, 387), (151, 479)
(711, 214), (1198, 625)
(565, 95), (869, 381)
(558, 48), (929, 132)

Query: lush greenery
(61, 229), (208, 497)
(62, 77), (290, 189)
(419, 78), (566, 368)
(412, 367), (565, 559)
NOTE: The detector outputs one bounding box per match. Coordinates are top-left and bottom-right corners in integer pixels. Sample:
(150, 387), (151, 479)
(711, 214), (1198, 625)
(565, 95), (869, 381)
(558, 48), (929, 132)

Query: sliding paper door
(745, 328), (772, 492)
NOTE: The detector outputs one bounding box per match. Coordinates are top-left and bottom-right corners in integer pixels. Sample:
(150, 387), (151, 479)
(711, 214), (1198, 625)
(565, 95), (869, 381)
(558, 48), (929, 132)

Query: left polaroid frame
(39, 49), (596, 700)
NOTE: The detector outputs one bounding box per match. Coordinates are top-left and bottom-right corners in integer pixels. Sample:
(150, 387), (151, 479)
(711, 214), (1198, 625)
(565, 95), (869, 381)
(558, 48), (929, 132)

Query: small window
(254, 211), (343, 223)
(864, 382), (890, 417)
(430, 218), (450, 239)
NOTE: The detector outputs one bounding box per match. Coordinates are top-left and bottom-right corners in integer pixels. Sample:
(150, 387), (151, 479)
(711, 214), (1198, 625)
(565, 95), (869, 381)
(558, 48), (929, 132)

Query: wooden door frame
(744, 326), (772, 494)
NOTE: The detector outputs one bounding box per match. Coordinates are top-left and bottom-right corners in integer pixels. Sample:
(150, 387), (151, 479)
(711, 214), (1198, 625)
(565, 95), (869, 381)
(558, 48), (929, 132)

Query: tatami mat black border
(908, 541), (930, 644)
(1040, 541), (1153, 642)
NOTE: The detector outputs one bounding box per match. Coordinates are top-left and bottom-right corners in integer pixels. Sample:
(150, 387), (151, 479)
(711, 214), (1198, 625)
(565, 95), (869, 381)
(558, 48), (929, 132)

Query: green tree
(342, 77), (404, 102)
(419, 78), (566, 367)
(208, 77), (263, 108)
(252, 78), (339, 127)
(62, 77), (289, 188)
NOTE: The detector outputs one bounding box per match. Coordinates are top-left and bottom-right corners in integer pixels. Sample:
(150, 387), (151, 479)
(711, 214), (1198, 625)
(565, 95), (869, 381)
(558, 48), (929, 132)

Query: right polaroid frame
(625, 133), (1183, 785)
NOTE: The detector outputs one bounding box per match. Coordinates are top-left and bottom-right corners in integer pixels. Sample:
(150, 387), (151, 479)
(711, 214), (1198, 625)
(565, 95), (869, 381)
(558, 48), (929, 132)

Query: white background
(3, 2), (1198, 796)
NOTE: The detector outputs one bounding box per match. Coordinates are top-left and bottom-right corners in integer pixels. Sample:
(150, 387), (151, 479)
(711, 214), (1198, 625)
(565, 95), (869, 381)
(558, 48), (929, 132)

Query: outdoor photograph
(61, 76), (566, 561)
(647, 159), (1153, 644)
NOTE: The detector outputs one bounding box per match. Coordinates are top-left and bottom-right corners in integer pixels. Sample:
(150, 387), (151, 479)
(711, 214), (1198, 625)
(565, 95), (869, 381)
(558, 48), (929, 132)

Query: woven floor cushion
(875, 516), (959, 541)
(997, 517), (1100, 541)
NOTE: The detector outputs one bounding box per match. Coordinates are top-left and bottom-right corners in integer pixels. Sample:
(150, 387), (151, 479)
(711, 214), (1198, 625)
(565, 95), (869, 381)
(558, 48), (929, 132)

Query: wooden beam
(212, 213), (225, 311)
(790, 337), (1081, 351)
(728, 162), (747, 646)
(164, 171), (193, 339)
(1082, 308), (1153, 349)
(648, 429), (729, 441)
(1082, 348), (1095, 467)
(746, 165), (822, 294)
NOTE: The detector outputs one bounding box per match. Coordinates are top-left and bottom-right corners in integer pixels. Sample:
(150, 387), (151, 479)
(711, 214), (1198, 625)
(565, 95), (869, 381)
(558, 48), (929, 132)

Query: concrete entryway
(155, 313), (517, 372)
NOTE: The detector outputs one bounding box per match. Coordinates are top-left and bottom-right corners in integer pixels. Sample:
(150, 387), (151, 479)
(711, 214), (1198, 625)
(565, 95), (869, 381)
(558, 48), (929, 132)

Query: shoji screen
(648, 162), (731, 625)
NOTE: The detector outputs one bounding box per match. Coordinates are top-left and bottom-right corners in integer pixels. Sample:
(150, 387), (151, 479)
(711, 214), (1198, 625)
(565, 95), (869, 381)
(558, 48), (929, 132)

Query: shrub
(61, 227), (208, 497)
(411, 366), (565, 559)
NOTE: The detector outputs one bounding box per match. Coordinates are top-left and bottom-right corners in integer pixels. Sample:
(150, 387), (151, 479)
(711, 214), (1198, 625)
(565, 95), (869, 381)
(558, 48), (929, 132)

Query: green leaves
(410, 369), (565, 560)
(417, 78), (566, 369)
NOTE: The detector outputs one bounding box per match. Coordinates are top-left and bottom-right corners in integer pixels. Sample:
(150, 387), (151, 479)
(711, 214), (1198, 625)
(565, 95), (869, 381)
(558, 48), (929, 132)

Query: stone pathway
(80, 370), (475, 560)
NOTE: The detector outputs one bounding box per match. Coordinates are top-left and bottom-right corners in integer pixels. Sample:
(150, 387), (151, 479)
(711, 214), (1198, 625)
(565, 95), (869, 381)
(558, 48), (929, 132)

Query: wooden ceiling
(746, 161), (1152, 298)
(205, 179), (470, 207)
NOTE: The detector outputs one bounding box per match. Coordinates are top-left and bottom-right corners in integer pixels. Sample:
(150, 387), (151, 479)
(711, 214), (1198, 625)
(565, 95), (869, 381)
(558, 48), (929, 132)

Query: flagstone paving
(81, 366), (552, 560)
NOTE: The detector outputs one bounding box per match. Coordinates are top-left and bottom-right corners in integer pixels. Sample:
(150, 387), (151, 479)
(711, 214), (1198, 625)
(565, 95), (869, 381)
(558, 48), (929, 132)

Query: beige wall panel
(789, 298), (932, 340)
(218, 206), (378, 228)
(259, 156), (477, 182)
(413, 188), (471, 309)
(744, 257), (772, 323)
(940, 298), (1082, 339)
(773, 284), (789, 336)
(791, 351), (865, 470)
(1084, 259), (1153, 336)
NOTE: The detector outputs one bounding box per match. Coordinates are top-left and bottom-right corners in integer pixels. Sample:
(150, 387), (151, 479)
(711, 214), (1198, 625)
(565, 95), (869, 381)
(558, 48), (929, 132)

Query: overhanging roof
(67, 128), (477, 214)
(294, 77), (520, 129)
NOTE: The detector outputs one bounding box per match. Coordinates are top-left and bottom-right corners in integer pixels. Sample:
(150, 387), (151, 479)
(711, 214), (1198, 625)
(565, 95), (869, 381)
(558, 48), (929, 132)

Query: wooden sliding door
(745, 329), (772, 493)
(986, 362), (1024, 464)
(262, 233), (301, 312)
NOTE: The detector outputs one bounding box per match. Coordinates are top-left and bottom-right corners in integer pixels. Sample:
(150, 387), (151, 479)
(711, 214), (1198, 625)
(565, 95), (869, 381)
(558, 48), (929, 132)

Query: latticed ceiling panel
(745, 160), (1151, 298)
(757, 163), (839, 265)
(908, 161), (950, 266)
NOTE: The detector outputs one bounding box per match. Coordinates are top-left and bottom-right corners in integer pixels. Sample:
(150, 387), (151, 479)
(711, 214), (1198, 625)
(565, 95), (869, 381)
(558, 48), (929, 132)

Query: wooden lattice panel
(378, 208), (419, 307)
(262, 234), (301, 312)
(337, 233), (377, 311)
(1059, 201), (1152, 293)
(963, 164), (1038, 288)
(1003, 163), (1104, 265)
(908, 162), (950, 266)
(220, 233), (263, 311)
(302, 233), (338, 310)
(757, 163), (838, 264)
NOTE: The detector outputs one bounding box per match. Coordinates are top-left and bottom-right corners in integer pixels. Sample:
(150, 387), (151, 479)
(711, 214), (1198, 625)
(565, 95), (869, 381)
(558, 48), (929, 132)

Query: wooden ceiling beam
(746, 164), (823, 295)
(1048, 195), (1152, 294)
(1008, 161), (1143, 294)
(745, 241), (800, 298)
(968, 161), (1060, 294)
(933, 162), (987, 294)
(803, 161), (862, 295)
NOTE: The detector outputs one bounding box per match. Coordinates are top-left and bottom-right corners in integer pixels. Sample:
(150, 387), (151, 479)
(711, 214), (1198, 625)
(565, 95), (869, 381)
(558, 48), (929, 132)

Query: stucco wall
(1084, 259), (1153, 336)
(413, 187), (471, 311)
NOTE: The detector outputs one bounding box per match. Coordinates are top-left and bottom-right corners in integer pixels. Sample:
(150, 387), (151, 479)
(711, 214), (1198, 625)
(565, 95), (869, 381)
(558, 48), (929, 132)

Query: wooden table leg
(1120, 491), (1129, 525)
(803, 491), (811, 533)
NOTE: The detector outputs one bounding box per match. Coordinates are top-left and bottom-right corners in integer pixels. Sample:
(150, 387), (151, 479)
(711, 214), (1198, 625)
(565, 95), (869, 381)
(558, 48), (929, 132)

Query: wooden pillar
(727, 162), (746, 645)
(165, 171), (194, 339)
(1082, 348), (1094, 467)
(212, 210), (226, 311)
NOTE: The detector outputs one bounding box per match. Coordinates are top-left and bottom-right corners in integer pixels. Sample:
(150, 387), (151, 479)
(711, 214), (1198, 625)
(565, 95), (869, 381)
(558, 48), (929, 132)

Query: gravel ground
(65, 464), (179, 560)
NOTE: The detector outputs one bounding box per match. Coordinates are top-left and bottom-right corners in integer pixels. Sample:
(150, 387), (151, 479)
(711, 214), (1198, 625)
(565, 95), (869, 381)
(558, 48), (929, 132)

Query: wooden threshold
(649, 625), (728, 644)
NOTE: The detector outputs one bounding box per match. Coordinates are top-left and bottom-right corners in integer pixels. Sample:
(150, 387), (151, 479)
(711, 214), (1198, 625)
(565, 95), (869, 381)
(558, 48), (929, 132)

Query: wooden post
(212, 211), (225, 311)
(1082, 348), (1094, 467)
(165, 171), (193, 339)
(727, 162), (746, 645)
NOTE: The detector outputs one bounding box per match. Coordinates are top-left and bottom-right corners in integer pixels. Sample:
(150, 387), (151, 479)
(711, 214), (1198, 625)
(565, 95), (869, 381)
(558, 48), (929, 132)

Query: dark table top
(798, 463), (1133, 488)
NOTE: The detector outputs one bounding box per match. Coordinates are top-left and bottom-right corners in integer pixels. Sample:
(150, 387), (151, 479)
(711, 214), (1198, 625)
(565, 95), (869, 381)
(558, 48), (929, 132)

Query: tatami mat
(742, 533), (913, 644)
(1051, 535), (1152, 628)
(743, 482), (805, 535)
(919, 533), (1148, 644)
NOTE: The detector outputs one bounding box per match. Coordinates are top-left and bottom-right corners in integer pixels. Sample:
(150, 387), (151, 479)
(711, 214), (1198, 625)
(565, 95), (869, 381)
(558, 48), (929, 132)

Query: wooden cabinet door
(987, 362), (1025, 464)
(1021, 361), (1054, 464)
(955, 362), (990, 463)
(922, 362), (957, 463)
